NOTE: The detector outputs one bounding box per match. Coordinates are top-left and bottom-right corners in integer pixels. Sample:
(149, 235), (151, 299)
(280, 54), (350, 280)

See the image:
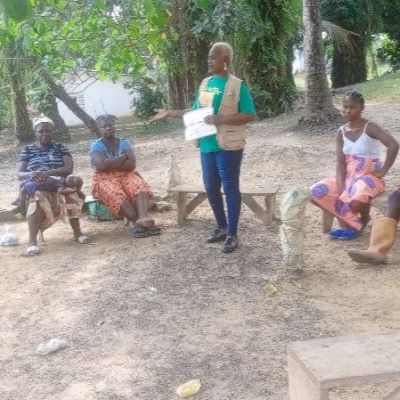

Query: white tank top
(342, 122), (379, 156)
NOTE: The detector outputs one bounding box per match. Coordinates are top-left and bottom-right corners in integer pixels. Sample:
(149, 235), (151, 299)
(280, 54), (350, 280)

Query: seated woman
(90, 114), (159, 238)
(310, 91), (399, 240)
(17, 116), (89, 255)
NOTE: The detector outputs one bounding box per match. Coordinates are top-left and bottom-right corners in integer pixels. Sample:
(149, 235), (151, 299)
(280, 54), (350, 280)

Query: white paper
(183, 107), (217, 141)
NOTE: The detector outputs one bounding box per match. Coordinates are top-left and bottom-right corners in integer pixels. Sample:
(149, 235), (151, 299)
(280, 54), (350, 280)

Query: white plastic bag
(165, 155), (182, 191)
(36, 338), (67, 355)
(279, 188), (311, 270)
(0, 224), (19, 246)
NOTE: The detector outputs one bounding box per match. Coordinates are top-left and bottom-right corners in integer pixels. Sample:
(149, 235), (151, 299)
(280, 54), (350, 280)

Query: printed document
(183, 107), (217, 141)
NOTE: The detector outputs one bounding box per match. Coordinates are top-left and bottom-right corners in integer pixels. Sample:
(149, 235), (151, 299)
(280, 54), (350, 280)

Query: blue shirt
(90, 138), (132, 169)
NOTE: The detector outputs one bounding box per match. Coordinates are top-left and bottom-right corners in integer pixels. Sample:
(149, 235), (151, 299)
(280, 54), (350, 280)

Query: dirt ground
(1, 102), (400, 400)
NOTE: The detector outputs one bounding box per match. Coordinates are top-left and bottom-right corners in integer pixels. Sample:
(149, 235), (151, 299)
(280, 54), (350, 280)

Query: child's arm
(58, 186), (77, 195)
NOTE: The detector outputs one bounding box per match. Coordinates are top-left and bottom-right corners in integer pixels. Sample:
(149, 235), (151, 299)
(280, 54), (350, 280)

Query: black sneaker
(222, 235), (238, 253)
(206, 228), (228, 243)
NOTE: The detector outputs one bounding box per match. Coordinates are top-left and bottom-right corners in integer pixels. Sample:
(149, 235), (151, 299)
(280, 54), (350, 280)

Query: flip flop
(132, 224), (151, 238)
(147, 226), (161, 236)
(328, 228), (345, 239)
(75, 235), (90, 244)
(24, 245), (40, 256)
(131, 225), (161, 238)
(337, 228), (360, 240)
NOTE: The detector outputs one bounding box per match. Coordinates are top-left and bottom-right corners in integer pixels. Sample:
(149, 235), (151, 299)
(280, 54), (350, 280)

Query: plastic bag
(279, 188), (310, 270)
(166, 155), (181, 191)
(36, 338), (67, 355)
(0, 224), (19, 246)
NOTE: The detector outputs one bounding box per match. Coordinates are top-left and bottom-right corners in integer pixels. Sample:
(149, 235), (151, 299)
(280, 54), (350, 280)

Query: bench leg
(264, 194), (276, 226)
(177, 192), (187, 226)
(186, 193), (207, 216)
(323, 210), (334, 233)
(242, 194), (269, 226)
(288, 353), (329, 400)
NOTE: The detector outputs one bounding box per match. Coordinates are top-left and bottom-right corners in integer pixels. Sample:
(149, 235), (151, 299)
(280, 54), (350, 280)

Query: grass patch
(340, 72), (400, 104)
(295, 71), (400, 105)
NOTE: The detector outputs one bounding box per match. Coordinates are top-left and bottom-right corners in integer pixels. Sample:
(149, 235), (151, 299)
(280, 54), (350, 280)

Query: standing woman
(151, 42), (256, 253)
(311, 92), (399, 239)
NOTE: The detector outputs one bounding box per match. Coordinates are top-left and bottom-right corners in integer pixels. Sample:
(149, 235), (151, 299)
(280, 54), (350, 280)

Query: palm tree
(301, 0), (341, 126)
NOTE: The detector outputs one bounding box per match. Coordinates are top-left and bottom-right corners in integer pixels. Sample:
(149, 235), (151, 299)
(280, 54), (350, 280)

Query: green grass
(295, 71), (400, 105)
(345, 72), (400, 104)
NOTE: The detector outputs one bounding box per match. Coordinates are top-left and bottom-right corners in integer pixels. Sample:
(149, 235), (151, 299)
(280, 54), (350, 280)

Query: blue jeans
(201, 149), (243, 236)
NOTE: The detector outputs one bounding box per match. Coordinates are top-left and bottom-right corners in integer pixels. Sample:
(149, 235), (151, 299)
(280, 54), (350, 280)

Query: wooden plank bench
(169, 184), (279, 227)
(321, 191), (389, 233)
(288, 332), (400, 400)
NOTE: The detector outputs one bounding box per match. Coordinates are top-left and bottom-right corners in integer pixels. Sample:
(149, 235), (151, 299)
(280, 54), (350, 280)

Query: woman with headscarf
(151, 42), (256, 253)
(17, 116), (89, 255)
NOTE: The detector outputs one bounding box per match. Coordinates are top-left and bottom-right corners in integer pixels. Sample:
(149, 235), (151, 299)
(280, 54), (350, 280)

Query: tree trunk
(301, 0), (341, 126)
(37, 91), (70, 142)
(243, 0), (299, 117)
(4, 45), (34, 143)
(331, 36), (367, 88)
(39, 69), (99, 136)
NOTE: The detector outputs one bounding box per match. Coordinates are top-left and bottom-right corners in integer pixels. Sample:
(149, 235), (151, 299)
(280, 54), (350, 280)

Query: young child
(21, 174), (84, 199)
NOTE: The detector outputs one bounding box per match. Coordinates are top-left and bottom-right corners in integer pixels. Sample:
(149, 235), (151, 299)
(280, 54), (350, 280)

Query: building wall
(57, 74), (137, 126)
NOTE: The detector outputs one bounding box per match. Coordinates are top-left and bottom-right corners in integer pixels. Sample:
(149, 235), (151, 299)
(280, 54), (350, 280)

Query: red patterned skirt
(91, 170), (153, 216)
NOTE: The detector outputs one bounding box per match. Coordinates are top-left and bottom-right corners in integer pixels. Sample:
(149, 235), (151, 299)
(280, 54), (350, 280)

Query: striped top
(18, 143), (71, 172)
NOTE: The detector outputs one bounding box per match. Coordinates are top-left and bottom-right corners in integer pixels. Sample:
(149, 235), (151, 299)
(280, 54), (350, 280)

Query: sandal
(75, 235), (90, 244)
(328, 228), (345, 239)
(24, 244), (40, 256)
(337, 228), (360, 240)
(132, 224), (151, 238)
(131, 225), (161, 238)
(147, 226), (161, 236)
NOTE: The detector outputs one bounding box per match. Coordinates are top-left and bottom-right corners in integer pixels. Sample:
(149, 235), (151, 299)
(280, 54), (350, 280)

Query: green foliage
(1, 0), (32, 22)
(132, 84), (166, 119)
(189, 0), (301, 116)
(377, 36), (400, 71)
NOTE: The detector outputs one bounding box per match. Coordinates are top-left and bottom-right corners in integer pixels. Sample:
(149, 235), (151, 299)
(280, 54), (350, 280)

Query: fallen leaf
(266, 283), (278, 295)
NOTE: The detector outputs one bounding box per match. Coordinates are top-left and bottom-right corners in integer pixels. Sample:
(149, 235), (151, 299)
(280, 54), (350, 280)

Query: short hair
(210, 42), (234, 63)
(345, 91), (365, 106)
(96, 114), (117, 126)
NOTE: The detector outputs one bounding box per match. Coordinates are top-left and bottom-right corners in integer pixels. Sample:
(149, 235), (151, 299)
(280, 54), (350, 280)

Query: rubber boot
(348, 217), (397, 265)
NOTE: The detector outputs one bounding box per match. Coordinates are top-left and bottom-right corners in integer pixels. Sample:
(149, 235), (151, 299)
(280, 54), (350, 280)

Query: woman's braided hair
(95, 114), (117, 126)
(346, 91), (365, 106)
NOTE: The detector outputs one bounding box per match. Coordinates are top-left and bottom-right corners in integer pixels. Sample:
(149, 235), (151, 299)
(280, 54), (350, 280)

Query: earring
(224, 63), (228, 71)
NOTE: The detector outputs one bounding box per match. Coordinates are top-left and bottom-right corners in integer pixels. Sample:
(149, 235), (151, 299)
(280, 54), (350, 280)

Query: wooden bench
(169, 184), (279, 227)
(288, 332), (400, 400)
(322, 191), (389, 233)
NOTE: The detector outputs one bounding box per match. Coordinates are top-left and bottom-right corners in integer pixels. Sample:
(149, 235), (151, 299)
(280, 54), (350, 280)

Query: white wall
(57, 73), (138, 126)
(292, 48), (305, 74)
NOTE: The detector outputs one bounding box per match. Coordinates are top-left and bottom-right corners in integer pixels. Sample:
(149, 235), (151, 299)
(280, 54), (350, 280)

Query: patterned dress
(18, 142), (83, 229)
(90, 138), (153, 216)
(311, 123), (385, 231)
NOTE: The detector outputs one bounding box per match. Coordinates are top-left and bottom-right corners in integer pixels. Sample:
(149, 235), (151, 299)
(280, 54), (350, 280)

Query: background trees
(1, 0), (400, 140)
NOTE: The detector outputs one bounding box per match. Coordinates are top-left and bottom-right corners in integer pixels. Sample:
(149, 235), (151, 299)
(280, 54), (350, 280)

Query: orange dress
(92, 170), (153, 216)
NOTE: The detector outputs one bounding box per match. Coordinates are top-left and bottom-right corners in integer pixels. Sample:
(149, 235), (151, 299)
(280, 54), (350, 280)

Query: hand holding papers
(183, 107), (217, 141)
